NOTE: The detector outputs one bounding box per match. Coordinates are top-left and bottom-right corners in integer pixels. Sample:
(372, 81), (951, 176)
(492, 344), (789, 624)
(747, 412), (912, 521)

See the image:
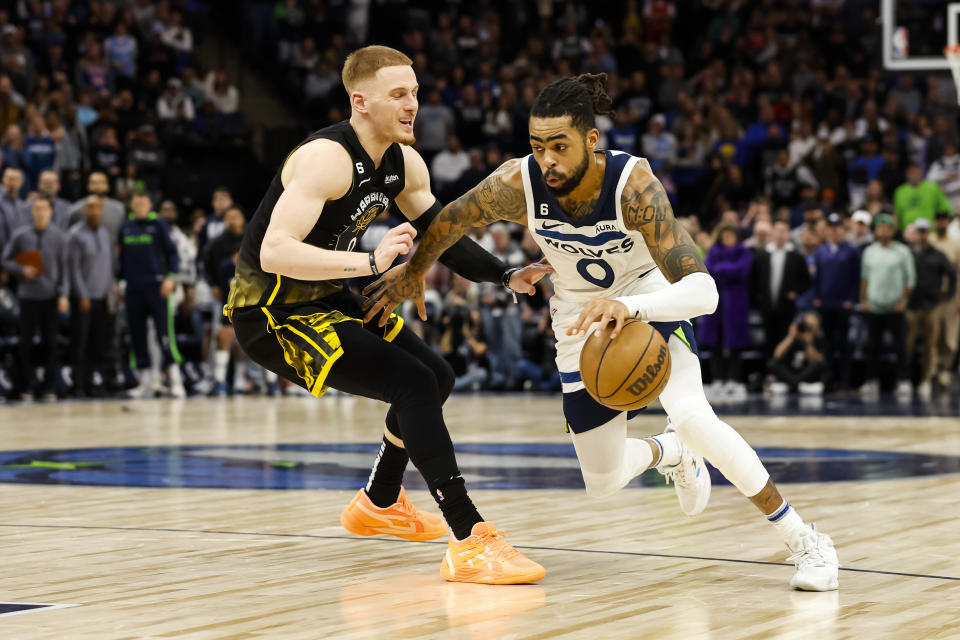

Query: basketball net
(946, 44), (960, 105)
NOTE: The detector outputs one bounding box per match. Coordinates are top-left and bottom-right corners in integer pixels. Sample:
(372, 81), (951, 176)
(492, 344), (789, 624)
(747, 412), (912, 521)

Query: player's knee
(433, 359), (455, 401)
(392, 361), (442, 408)
(581, 469), (621, 499)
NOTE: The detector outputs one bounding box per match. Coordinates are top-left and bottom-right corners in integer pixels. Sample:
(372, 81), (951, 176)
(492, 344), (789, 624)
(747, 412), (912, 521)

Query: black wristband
(369, 251), (380, 276)
(501, 267), (519, 289)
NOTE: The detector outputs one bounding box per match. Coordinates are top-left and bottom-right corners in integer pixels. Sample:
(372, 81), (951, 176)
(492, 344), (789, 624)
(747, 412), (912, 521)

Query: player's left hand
(362, 262), (427, 327)
(507, 258), (554, 295)
(567, 297), (631, 339)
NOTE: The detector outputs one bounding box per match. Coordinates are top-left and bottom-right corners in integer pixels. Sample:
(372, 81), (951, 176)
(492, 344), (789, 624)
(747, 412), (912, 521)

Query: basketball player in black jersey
(225, 46), (549, 585)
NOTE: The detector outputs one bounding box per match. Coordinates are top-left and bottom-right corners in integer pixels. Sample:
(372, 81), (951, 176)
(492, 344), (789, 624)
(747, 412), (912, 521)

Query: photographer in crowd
(767, 311), (826, 395)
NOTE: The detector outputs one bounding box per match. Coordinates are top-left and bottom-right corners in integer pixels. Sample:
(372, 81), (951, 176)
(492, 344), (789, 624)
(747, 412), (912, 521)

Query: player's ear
(351, 90), (367, 114)
(585, 128), (600, 151)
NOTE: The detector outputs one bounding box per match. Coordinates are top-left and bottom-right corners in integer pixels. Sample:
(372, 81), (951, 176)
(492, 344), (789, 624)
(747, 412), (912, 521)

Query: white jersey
(519, 150), (656, 304)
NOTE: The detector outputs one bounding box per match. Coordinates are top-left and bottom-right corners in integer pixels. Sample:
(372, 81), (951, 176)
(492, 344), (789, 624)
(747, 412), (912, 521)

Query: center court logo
(0, 444), (956, 490)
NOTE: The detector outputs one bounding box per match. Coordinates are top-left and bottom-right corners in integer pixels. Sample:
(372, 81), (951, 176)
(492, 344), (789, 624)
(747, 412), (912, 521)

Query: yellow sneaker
(340, 487), (447, 541)
(441, 522), (546, 585)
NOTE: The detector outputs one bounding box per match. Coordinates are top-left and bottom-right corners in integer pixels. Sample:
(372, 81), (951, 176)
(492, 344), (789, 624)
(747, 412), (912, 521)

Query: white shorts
(549, 268), (698, 433)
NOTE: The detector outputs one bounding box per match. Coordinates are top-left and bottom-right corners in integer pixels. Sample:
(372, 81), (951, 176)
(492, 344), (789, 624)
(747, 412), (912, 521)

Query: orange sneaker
(441, 522), (546, 585)
(340, 487), (447, 541)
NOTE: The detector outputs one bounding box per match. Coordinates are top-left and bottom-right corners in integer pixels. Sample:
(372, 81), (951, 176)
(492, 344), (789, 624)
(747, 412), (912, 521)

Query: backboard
(881, 0), (960, 71)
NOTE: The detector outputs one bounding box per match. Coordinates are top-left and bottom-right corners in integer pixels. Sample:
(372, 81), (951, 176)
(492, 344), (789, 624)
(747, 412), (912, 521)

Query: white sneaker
(895, 380), (912, 397)
(787, 524), (839, 591)
(727, 382), (748, 400)
(168, 365), (186, 399)
(917, 381), (932, 399)
(127, 369), (155, 399)
(798, 381), (824, 395)
(769, 381), (790, 395)
(656, 424), (711, 516)
(858, 380), (879, 397)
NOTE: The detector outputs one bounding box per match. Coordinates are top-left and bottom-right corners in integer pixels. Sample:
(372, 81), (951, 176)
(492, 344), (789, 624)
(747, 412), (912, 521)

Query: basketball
(579, 319), (672, 411)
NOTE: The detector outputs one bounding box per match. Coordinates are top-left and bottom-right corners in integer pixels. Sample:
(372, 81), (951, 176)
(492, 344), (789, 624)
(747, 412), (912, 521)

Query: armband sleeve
(615, 272), (718, 321)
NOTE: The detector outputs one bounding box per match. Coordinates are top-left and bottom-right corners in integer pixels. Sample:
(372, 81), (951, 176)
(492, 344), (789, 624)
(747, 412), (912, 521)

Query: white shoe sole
(790, 573), (839, 591)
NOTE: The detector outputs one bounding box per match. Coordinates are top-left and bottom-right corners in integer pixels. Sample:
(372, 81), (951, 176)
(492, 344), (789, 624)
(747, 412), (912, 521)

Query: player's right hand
(373, 222), (417, 273)
(22, 265), (39, 279)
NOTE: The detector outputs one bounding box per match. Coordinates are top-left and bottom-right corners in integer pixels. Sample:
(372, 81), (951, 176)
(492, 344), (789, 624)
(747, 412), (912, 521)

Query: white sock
(650, 431), (682, 468)
(214, 351), (229, 383)
(265, 370), (278, 383)
(767, 500), (808, 547)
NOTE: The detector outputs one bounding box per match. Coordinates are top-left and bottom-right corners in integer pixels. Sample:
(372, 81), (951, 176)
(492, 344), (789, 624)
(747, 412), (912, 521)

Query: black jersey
(226, 120), (407, 312)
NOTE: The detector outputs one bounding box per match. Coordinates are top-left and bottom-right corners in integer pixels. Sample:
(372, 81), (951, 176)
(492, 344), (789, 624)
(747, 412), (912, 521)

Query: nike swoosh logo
(359, 178), (372, 187)
(541, 222), (564, 230)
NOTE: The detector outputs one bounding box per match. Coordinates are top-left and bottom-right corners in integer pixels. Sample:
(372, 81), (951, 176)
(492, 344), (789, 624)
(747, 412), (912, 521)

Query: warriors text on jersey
(225, 120), (406, 314)
(520, 150), (655, 303)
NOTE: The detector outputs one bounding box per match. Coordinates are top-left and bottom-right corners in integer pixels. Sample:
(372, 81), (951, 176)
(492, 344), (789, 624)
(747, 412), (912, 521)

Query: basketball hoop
(945, 44), (960, 104)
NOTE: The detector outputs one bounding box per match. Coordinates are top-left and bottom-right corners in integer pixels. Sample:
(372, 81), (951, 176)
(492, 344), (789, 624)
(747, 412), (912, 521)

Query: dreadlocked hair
(531, 73), (613, 132)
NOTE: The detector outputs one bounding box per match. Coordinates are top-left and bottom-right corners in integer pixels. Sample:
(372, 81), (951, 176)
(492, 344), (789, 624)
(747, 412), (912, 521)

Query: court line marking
(0, 603), (79, 618)
(2, 523), (958, 583)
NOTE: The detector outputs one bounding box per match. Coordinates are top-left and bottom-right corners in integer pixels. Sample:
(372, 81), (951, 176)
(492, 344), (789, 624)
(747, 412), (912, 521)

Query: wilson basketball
(579, 319), (672, 411)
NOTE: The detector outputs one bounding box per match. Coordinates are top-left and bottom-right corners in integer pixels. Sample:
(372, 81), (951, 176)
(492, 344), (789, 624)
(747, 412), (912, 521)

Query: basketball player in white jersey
(363, 73), (840, 591)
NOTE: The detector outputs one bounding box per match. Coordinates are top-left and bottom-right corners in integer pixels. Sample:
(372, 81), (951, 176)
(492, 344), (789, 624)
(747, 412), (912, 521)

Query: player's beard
(544, 147), (589, 197)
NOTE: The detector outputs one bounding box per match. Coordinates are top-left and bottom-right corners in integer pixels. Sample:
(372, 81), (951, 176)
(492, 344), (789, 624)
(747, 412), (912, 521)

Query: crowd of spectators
(0, 0), (261, 401)
(243, 0), (960, 398)
(3, 0), (960, 402)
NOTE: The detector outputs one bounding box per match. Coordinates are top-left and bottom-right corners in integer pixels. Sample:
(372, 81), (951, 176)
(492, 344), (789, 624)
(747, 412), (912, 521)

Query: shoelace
(661, 460), (688, 487)
(475, 528), (520, 560)
(787, 534), (831, 568)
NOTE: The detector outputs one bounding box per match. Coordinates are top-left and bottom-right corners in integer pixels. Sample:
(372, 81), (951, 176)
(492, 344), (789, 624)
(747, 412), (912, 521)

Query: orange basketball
(579, 319), (672, 411)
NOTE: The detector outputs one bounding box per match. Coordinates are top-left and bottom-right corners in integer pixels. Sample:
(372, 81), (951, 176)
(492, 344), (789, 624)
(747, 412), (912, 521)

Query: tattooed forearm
(622, 179), (706, 283)
(408, 161), (526, 276)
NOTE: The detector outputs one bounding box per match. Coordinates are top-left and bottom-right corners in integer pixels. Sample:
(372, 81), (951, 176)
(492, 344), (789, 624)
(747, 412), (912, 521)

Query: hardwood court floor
(0, 394), (958, 639)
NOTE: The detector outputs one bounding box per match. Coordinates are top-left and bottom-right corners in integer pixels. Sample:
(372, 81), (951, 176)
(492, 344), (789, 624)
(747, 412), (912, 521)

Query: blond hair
(341, 45), (413, 93)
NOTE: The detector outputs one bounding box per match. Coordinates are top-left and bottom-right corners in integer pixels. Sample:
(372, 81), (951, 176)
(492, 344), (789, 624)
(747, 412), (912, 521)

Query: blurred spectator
(35, 170), (70, 229)
(847, 137), (885, 210)
(642, 113), (676, 172)
(1, 196), (68, 400)
(161, 11), (194, 55)
(478, 223), (524, 389)
(198, 186), (234, 259)
(203, 71), (239, 115)
(926, 140), (960, 211)
(751, 219), (810, 353)
(304, 58), (339, 105)
(22, 114), (55, 191)
(791, 202), (825, 247)
(119, 191), (184, 399)
(768, 311), (825, 395)
(157, 78), (196, 122)
(67, 196), (115, 398)
(609, 106), (639, 153)
(894, 164), (951, 231)
(0, 167), (25, 239)
(906, 219), (956, 398)
(0, 75), (24, 133)
(160, 200), (197, 291)
(440, 275), (490, 392)
(849, 210), (874, 249)
(454, 84), (484, 149)
(860, 214), (915, 397)
(765, 149), (816, 210)
(75, 40), (110, 94)
(416, 90), (455, 163)
(181, 68), (207, 108)
(1, 122), (24, 170)
(204, 205), (247, 396)
(431, 135), (469, 196)
(700, 224), (752, 398)
(104, 22), (138, 81)
(812, 214), (860, 390)
(91, 127), (123, 178)
(929, 211), (960, 387)
(68, 172), (126, 239)
(127, 125), (165, 197)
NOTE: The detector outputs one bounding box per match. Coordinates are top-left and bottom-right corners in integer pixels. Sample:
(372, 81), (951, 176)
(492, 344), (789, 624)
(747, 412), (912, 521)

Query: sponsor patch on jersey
(384, 174), (399, 184)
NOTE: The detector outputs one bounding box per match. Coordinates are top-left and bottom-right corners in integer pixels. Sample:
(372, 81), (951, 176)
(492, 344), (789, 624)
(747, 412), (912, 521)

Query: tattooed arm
(363, 159), (537, 325)
(567, 165), (718, 337)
